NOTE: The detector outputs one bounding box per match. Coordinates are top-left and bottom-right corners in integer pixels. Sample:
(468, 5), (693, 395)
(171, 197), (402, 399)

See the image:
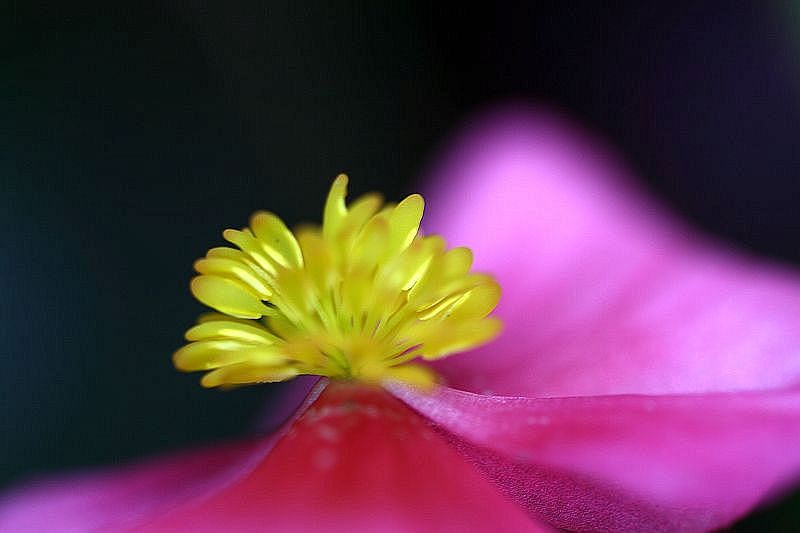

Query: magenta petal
(0, 438), (272, 531)
(392, 383), (800, 531)
(2, 384), (548, 532)
(421, 105), (800, 396)
(0, 381), (328, 532)
(142, 384), (546, 532)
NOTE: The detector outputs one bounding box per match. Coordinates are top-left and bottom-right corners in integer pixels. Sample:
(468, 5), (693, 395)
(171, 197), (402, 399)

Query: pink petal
(0, 380), (327, 532)
(2, 383), (548, 532)
(420, 105), (800, 396)
(392, 383), (800, 532)
(0, 438), (272, 531)
(142, 383), (546, 532)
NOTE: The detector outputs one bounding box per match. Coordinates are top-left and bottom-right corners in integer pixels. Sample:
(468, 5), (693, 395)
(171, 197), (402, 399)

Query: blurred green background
(2, 2), (800, 529)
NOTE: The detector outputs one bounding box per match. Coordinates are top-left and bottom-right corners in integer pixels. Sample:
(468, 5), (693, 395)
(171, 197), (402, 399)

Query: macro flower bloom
(3, 106), (800, 532)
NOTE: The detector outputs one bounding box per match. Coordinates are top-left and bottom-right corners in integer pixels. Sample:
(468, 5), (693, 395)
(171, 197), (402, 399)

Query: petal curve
(0, 438), (272, 531)
(420, 105), (800, 396)
(0, 380), (324, 531)
(142, 383), (546, 532)
(1, 383), (548, 532)
(392, 383), (800, 532)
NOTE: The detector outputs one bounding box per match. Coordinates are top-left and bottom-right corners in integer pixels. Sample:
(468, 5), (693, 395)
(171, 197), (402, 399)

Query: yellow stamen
(173, 174), (502, 390)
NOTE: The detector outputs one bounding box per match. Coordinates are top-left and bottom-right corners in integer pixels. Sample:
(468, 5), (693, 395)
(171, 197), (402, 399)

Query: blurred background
(2, 1), (800, 529)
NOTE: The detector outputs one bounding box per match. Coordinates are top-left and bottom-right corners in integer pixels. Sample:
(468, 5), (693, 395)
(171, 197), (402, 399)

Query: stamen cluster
(174, 175), (501, 388)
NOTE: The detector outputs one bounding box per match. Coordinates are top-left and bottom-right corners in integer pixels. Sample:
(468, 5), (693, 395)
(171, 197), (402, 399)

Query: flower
(3, 106), (800, 532)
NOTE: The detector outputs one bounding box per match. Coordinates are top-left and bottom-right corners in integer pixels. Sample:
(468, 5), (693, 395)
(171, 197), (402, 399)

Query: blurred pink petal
(421, 105), (800, 396)
(0, 438), (270, 531)
(1, 384), (546, 532)
(141, 384), (544, 532)
(393, 383), (800, 531)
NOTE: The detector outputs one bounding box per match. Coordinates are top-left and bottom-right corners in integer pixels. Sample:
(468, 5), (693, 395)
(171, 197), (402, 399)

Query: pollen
(173, 174), (502, 389)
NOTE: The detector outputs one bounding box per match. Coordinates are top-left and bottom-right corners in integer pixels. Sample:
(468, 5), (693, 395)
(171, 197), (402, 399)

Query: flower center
(173, 175), (501, 389)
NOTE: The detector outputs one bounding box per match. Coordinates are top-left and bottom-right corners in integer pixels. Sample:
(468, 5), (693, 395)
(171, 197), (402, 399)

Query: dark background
(3, 1), (800, 529)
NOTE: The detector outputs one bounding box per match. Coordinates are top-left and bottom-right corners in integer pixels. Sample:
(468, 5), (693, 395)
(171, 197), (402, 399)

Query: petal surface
(393, 383), (800, 532)
(0, 438), (271, 532)
(142, 383), (545, 532)
(420, 105), (800, 395)
(0, 380), (325, 532)
(2, 383), (547, 532)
